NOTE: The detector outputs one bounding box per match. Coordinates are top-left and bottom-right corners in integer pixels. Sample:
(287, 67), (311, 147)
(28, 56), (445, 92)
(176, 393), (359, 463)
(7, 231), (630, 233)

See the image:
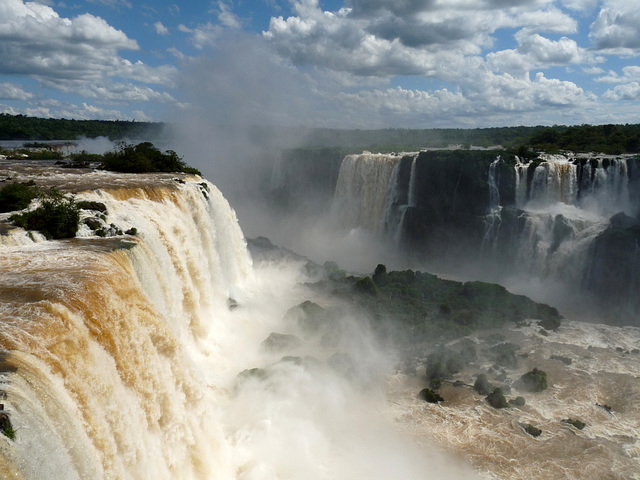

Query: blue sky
(1, 0), (640, 128)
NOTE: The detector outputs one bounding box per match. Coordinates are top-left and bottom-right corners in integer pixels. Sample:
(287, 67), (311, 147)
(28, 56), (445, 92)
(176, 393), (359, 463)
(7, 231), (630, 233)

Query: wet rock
(227, 297), (238, 310)
(522, 423), (542, 437)
(561, 418), (586, 430)
(486, 387), (509, 409)
(418, 388), (444, 404)
(517, 368), (548, 392)
(261, 332), (302, 353)
(0, 412), (15, 440)
(474, 374), (493, 396)
(76, 200), (107, 213)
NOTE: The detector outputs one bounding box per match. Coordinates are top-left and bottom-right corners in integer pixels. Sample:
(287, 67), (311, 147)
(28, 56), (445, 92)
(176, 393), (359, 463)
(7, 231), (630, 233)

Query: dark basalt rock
(0, 412), (15, 440)
(474, 374), (493, 396)
(418, 388), (444, 404)
(486, 387), (509, 409)
(283, 300), (331, 334)
(522, 423), (542, 437)
(76, 200), (107, 213)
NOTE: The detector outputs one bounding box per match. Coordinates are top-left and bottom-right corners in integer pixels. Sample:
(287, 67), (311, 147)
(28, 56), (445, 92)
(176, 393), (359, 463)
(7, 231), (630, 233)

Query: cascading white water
(407, 156), (418, 208)
(331, 153), (402, 232)
(481, 157), (503, 252)
(0, 176), (253, 479)
(516, 154), (631, 215)
(508, 154), (635, 286)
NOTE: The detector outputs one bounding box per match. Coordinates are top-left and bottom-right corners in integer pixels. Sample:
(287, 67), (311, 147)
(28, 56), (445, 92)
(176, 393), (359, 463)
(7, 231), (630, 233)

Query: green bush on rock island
(101, 142), (201, 175)
(315, 263), (563, 343)
(10, 187), (80, 240)
(518, 368), (548, 392)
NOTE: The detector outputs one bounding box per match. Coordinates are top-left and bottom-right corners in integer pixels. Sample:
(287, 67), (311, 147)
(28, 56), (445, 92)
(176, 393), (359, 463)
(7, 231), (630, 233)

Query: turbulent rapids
(1, 160), (639, 479)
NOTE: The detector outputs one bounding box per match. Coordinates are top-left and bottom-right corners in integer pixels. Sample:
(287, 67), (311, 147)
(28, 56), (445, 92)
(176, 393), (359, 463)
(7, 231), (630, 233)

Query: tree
(11, 188), (80, 239)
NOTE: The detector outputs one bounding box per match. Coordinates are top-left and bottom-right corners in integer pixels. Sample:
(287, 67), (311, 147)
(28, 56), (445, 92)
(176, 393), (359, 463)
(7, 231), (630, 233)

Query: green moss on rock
(518, 368), (548, 392)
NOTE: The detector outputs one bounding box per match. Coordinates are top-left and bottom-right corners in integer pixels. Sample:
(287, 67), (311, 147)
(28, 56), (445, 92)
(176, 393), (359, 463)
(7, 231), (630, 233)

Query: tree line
(2, 113), (640, 154)
(0, 113), (162, 140)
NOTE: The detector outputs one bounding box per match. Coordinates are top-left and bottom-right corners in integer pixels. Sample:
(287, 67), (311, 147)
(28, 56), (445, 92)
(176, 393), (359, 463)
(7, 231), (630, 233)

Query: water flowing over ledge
(0, 171), (252, 479)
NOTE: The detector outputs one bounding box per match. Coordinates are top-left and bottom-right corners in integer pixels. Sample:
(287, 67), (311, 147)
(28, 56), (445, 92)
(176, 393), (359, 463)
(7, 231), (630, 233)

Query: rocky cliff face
(327, 149), (640, 323)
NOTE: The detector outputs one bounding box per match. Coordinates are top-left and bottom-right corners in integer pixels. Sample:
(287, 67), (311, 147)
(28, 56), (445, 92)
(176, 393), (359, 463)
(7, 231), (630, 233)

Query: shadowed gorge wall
(328, 150), (640, 323)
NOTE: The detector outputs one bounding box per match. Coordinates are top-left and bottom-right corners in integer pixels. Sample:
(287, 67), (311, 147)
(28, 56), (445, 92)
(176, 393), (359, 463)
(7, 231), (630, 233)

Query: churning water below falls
(0, 163), (638, 479)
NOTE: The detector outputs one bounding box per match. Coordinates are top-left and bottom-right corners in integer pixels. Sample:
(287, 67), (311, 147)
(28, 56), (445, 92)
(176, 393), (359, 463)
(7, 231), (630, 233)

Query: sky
(1, 0), (640, 128)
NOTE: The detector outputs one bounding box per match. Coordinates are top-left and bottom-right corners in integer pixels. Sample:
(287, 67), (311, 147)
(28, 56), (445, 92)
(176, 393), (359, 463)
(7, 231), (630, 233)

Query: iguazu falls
(0, 132), (639, 480)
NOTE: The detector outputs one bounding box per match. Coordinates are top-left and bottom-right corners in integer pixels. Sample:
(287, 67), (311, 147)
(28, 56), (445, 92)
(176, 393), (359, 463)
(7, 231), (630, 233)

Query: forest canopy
(2, 113), (640, 154)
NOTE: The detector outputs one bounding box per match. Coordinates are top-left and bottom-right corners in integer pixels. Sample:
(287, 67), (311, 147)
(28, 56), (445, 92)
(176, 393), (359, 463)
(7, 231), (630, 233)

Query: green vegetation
(518, 368), (548, 392)
(526, 124), (640, 154)
(101, 142), (201, 175)
(0, 146), (63, 160)
(522, 423), (542, 437)
(67, 150), (105, 167)
(10, 188), (80, 239)
(486, 387), (509, 409)
(0, 113), (160, 140)
(0, 413), (15, 440)
(0, 182), (38, 213)
(562, 418), (586, 430)
(3, 113), (640, 154)
(320, 264), (562, 342)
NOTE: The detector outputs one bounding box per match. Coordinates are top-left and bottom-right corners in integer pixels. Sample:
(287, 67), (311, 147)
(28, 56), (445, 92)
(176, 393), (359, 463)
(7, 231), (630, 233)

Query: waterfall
(407, 156), (418, 207)
(515, 154), (631, 216)
(514, 156), (528, 208)
(331, 152), (403, 232)
(0, 176), (252, 479)
(481, 156), (503, 252)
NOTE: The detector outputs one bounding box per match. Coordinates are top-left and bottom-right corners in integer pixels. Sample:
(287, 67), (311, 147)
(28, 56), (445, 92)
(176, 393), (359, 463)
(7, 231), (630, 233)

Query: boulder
(486, 387), (509, 408)
(474, 374), (493, 396)
(518, 368), (548, 392)
(418, 388), (444, 404)
(561, 418), (586, 430)
(522, 423), (542, 437)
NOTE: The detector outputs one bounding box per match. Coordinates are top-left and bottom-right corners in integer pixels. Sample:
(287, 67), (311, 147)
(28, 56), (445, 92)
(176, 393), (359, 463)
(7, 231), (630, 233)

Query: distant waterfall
(331, 152), (403, 232)
(515, 154), (631, 215)
(503, 154), (636, 291)
(481, 156), (503, 252)
(407, 156), (418, 207)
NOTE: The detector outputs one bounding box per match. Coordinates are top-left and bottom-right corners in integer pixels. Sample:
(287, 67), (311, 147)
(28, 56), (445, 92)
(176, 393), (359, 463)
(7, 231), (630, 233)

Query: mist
(164, 33), (383, 271)
(217, 254), (481, 480)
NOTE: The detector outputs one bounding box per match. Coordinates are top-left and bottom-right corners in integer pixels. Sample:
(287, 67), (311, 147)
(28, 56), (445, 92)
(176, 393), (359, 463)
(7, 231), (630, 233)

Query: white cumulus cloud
(589, 0), (640, 55)
(0, 82), (34, 100)
(154, 21), (170, 35)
